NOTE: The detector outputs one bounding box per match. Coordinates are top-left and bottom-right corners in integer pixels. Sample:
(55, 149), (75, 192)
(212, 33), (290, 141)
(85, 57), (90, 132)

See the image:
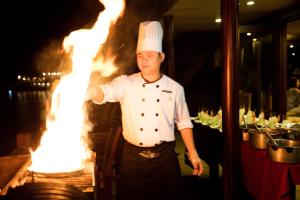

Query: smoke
(33, 0), (169, 85)
(95, 20), (137, 76)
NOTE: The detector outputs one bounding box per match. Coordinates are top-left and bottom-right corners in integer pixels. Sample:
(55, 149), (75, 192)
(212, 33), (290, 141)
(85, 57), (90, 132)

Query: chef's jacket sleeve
(101, 75), (126, 103)
(175, 86), (193, 130)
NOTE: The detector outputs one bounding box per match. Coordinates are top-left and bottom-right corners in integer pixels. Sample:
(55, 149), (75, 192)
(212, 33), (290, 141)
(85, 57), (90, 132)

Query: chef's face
(136, 51), (165, 75)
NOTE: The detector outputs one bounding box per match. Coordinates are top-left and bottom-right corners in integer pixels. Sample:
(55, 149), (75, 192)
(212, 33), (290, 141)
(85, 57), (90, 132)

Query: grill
(3, 182), (90, 200)
(0, 154), (95, 199)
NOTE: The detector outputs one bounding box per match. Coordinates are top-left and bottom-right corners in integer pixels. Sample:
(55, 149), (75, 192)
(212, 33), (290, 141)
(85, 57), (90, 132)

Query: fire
(29, 0), (125, 173)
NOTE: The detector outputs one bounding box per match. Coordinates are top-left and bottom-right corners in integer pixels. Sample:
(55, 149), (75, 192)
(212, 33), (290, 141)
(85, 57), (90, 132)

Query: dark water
(0, 90), (50, 156)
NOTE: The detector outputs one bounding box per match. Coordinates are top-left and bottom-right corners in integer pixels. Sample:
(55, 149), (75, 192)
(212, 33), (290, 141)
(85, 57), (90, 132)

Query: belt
(138, 149), (160, 159)
(124, 140), (175, 159)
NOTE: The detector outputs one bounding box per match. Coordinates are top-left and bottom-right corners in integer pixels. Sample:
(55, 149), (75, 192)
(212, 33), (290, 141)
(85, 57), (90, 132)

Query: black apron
(117, 140), (181, 200)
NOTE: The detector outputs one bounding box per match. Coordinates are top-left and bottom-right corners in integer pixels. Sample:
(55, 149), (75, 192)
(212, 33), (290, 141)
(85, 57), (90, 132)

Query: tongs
(243, 115), (248, 129)
(253, 123), (278, 146)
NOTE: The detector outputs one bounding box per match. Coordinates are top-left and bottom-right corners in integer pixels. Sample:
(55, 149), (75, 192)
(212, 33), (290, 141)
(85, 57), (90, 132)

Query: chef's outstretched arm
(180, 128), (203, 176)
(86, 85), (105, 104)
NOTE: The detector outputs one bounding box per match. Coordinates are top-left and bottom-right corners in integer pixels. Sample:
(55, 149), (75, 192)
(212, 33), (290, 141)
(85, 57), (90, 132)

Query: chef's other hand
(187, 149), (203, 176)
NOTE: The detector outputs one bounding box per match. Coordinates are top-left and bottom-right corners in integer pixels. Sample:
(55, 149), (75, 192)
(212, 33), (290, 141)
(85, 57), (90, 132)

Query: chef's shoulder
(108, 73), (136, 84)
(163, 75), (184, 92)
(112, 73), (139, 81)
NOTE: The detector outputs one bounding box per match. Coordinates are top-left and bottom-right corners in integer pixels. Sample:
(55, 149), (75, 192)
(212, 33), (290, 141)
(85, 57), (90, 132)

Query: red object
(241, 142), (300, 200)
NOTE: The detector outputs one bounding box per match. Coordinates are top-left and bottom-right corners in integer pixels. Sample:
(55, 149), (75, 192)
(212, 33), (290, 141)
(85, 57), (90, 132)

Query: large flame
(29, 0), (125, 173)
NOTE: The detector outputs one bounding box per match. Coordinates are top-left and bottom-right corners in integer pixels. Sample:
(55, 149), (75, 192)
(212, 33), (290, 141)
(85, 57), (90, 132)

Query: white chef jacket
(100, 72), (193, 147)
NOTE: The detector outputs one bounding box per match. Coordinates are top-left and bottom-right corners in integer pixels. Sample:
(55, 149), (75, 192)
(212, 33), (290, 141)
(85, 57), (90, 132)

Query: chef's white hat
(136, 21), (163, 53)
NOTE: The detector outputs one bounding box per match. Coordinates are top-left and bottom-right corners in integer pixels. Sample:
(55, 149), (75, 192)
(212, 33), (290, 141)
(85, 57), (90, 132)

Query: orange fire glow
(29, 0), (125, 173)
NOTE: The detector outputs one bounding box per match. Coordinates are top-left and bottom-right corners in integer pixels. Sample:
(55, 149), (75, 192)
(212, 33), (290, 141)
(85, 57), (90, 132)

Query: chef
(87, 20), (203, 200)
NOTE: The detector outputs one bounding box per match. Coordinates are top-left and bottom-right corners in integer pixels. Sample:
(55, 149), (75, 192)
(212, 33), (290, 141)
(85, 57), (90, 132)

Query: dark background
(0, 0), (102, 79)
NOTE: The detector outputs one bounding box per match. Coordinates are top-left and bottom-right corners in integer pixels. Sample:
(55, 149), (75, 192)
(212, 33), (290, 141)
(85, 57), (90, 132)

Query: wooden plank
(0, 154), (31, 196)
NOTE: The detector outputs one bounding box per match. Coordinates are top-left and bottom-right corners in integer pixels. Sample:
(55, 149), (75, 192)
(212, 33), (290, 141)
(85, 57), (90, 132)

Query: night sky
(0, 0), (173, 84)
(0, 0), (102, 80)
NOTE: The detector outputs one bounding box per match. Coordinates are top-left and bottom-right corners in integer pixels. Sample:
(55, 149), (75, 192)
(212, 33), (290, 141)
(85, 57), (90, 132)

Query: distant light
(8, 89), (13, 99)
(246, 32), (252, 36)
(17, 75), (21, 80)
(252, 38), (257, 42)
(289, 44), (294, 48)
(292, 53), (296, 56)
(42, 72), (46, 76)
(215, 18), (222, 23)
(247, 1), (255, 6)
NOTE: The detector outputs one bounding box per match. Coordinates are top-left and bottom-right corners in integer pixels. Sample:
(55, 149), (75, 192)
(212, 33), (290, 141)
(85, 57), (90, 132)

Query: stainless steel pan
(249, 127), (282, 149)
(267, 139), (300, 163)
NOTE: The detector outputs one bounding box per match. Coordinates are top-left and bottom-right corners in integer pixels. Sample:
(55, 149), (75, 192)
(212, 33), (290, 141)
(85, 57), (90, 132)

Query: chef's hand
(85, 85), (104, 103)
(187, 149), (203, 176)
(85, 85), (96, 102)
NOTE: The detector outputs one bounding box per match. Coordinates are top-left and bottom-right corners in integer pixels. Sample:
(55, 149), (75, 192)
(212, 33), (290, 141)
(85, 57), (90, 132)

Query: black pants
(117, 141), (181, 200)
